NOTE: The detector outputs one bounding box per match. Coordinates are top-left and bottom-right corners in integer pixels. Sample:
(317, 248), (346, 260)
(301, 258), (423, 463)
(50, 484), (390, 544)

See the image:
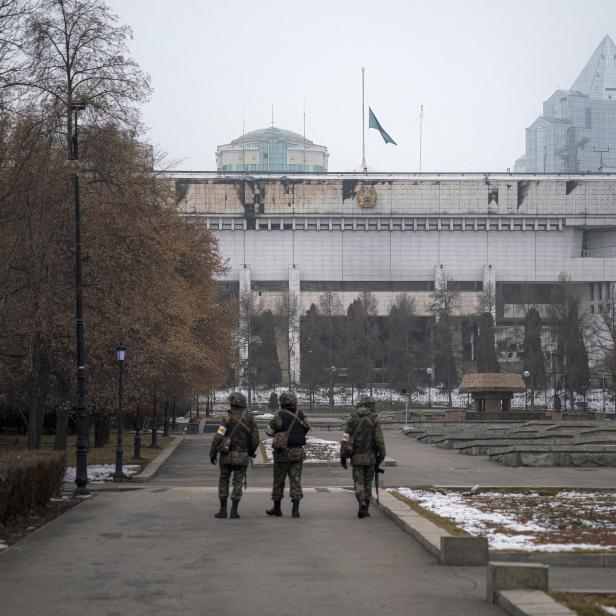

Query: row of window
(190, 216), (564, 233)
(231, 280), (484, 293)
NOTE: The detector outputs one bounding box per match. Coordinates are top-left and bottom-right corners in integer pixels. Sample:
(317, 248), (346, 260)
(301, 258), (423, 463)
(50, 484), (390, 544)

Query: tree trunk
(94, 412), (107, 447)
(54, 406), (69, 450)
(28, 332), (50, 449)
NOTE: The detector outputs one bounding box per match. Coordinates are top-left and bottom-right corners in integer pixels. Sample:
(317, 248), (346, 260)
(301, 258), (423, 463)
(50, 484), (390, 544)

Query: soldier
(265, 391), (310, 518)
(340, 395), (386, 519)
(209, 392), (259, 519)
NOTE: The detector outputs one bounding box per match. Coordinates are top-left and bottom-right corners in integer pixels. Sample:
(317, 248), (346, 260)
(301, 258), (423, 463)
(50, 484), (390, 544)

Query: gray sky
(106, 0), (616, 172)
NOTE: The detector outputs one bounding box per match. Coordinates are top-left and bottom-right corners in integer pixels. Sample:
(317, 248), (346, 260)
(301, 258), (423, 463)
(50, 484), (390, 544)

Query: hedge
(0, 450), (66, 525)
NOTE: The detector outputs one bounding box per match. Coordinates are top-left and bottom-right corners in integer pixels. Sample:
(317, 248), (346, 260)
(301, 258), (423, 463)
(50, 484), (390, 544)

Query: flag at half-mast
(368, 107), (397, 145)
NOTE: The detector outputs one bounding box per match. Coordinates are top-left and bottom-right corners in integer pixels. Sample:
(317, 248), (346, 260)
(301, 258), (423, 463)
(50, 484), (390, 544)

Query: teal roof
(230, 126), (314, 145)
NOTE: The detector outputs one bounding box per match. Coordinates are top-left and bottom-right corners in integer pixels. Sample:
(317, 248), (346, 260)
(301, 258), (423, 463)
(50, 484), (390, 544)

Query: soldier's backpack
(340, 415), (374, 459)
(272, 410), (309, 451)
(217, 411), (250, 453)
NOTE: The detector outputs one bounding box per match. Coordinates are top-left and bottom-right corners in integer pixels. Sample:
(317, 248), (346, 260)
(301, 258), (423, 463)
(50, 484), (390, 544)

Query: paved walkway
(1, 431), (615, 615)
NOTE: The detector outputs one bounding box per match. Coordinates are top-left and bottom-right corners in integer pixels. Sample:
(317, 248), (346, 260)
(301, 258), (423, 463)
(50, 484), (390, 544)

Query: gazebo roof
(459, 373), (526, 393)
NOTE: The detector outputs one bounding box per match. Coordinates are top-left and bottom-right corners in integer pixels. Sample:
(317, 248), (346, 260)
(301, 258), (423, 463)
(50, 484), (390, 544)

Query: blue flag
(368, 107), (397, 145)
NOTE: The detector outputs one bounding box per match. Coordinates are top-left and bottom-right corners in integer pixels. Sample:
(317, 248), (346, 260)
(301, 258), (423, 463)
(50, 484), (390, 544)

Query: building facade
(216, 126), (329, 173)
(519, 35), (616, 173)
(172, 172), (616, 382)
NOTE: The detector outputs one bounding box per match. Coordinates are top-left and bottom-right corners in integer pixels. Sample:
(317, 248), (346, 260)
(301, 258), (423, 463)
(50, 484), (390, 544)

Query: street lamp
(523, 370), (530, 411)
(163, 400), (170, 436)
(329, 365), (336, 410)
(113, 344), (127, 480)
(426, 367), (433, 408)
(64, 102), (89, 496)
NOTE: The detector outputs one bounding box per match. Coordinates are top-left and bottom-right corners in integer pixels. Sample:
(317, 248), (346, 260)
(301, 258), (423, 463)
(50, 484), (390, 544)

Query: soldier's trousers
(218, 462), (247, 501)
(271, 461), (303, 501)
(352, 464), (375, 501)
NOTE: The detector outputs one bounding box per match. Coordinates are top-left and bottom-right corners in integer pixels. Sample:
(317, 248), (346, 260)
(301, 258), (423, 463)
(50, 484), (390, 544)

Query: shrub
(0, 450), (66, 525)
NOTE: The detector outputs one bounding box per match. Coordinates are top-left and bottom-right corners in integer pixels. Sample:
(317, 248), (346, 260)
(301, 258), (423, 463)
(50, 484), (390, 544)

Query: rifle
(374, 463), (385, 504)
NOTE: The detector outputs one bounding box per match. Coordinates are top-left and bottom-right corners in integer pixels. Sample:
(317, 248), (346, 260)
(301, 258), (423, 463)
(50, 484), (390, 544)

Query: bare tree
(3, 0), (151, 153)
(319, 291), (343, 408)
(276, 292), (300, 388)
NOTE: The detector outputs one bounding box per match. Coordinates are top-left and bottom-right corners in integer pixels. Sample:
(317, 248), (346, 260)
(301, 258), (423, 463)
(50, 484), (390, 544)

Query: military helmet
(279, 391), (298, 408)
(228, 391), (247, 409)
(356, 395), (376, 410)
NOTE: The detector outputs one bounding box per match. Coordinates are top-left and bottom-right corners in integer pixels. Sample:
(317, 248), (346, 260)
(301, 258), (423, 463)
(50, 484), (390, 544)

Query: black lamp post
(329, 365), (336, 411)
(163, 400), (170, 436)
(132, 404), (142, 460)
(65, 102), (89, 496)
(426, 367), (433, 408)
(523, 370), (530, 411)
(113, 344), (127, 480)
(149, 397), (160, 449)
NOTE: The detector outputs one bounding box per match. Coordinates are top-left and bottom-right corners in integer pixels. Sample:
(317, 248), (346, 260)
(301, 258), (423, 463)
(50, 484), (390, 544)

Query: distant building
(520, 35), (616, 173)
(216, 126), (328, 173)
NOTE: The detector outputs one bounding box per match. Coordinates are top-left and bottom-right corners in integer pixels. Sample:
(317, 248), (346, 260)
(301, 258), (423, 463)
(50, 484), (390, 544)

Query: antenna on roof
(419, 104), (424, 172)
(242, 106), (246, 172)
(271, 105), (274, 128)
(303, 98), (306, 171)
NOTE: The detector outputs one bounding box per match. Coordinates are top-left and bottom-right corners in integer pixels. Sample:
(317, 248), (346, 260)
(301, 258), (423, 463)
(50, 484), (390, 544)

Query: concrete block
(497, 590), (576, 616)
(486, 562), (549, 604)
(440, 536), (489, 566)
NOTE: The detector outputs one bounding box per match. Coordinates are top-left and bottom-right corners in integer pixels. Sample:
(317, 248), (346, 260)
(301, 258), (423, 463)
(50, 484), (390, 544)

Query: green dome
(231, 126), (314, 145)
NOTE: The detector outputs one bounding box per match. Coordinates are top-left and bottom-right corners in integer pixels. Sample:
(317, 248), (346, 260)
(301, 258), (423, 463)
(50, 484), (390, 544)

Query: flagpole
(361, 67), (366, 172)
(419, 104), (423, 172)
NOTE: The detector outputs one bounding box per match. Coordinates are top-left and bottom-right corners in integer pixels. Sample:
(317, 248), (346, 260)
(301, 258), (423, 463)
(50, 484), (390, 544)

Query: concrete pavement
(1, 430), (615, 615)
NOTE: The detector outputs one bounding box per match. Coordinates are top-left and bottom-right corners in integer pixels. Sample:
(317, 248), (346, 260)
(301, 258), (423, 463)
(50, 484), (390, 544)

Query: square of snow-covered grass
(262, 436), (339, 463)
(389, 487), (616, 553)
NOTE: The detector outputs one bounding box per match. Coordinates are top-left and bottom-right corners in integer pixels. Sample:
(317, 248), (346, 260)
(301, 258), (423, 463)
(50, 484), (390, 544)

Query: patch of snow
(602, 607), (616, 615)
(391, 488), (616, 552)
(175, 416), (190, 424)
(257, 413), (274, 419)
(262, 436), (339, 463)
(64, 464), (141, 483)
(0, 542), (7, 551)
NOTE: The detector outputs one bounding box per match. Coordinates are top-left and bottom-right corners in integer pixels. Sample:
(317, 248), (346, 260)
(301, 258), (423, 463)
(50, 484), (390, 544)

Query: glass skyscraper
(517, 35), (616, 173)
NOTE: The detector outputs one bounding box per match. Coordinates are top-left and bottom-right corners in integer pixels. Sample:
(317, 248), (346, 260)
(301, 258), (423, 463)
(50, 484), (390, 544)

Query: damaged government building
(170, 169), (616, 383)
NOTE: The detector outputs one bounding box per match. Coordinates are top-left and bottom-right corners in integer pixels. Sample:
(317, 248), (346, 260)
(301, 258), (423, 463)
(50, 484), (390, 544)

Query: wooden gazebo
(459, 373), (526, 413)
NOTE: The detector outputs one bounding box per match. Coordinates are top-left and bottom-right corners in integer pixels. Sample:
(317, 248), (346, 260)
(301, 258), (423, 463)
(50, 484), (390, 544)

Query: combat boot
(230, 498), (240, 519)
(291, 500), (300, 518)
(357, 495), (369, 519)
(214, 498), (227, 519)
(266, 500), (282, 517)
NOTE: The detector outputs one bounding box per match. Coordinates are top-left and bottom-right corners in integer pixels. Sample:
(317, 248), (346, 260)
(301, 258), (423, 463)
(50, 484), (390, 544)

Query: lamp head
(116, 344), (127, 363)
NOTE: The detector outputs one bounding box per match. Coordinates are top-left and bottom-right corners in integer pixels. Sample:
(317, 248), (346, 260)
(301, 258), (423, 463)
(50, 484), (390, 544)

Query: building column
(239, 266), (251, 385)
(483, 264), (496, 320)
(289, 265), (301, 386)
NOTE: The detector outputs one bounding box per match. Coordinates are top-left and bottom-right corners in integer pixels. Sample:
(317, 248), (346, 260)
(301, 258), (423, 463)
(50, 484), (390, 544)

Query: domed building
(216, 126), (328, 173)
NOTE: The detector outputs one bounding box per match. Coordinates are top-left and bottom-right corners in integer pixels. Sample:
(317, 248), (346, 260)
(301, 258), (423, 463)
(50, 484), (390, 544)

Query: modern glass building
(216, 126), (328, 173)
(518, 35), (616, 173)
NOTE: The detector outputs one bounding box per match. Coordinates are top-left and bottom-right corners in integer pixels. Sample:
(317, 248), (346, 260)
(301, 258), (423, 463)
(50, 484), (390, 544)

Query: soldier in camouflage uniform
(265, 392), (310, 518)
(209, 392), (260, 519)
(340, 396), (386, 518)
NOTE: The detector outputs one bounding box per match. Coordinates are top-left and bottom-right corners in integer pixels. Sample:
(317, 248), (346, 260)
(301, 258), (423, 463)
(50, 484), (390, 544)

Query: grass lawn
(550, 592), (616, 616)
(0, 432), (175, 468)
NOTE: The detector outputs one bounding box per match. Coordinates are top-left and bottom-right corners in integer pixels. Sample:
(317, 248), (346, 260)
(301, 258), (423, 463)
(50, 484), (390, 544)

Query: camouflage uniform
(209, 392), (260, 519)
(265, 392), (310, 518)
(340, 396), (386, 518)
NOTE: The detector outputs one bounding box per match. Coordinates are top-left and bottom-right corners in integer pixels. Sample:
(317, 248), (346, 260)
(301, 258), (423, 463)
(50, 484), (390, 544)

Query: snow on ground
(175, 416), (189, 424)
(602, 607), (616, 615)
(0, 543), (7, 551)
(392, 488), (616, 552)
(64, 464), (141, 483)
(262, 436), (339, 463)
(256, 413), (274, 419)
(215, 386), (616, 412)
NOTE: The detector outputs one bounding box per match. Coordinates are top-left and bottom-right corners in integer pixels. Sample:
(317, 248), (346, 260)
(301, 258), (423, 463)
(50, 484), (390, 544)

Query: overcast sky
(106, 0), (616, 172)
